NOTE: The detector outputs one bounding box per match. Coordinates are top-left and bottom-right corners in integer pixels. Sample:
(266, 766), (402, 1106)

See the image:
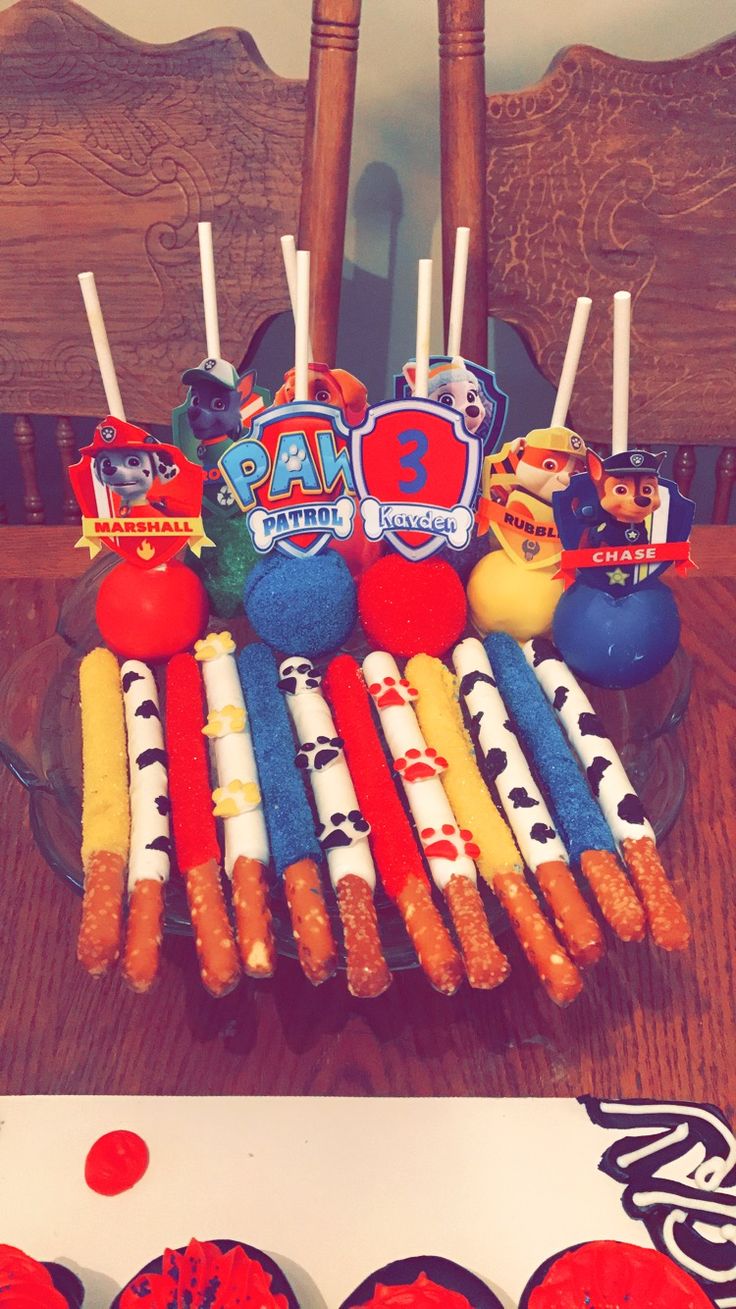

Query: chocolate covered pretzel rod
(120, 660), (169, 991)
(363, 651), (509, 990)
(323, 654), (464, 995)
(279, 656), (391, 998)
(238, 643), (337, 986)
(406, 653), (583, 1006)
(525, 636), (690, 950)
(453, 638), (604, 968)
(78, 648), (130, 977)
(166, 654), (241, 997)
(195, 631), (276, 978)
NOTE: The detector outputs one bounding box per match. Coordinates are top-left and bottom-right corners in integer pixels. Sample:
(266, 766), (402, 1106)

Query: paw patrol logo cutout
(219, 402), (356, 557)
(69, 416), (213, 570)
(351, 399), (483, 562)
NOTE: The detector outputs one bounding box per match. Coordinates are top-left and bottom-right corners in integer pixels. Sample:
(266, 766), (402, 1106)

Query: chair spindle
(13, 414), (44, 524)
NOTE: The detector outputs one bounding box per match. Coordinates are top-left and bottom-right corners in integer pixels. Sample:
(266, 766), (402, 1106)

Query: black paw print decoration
(296, 736), (344, 772)
(317, 810), (371, 850)
(277, 657), (321, 696)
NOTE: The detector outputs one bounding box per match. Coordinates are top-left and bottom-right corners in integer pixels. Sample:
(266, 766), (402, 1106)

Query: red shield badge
(219, 402), (355, 558)
(351, 399), (482, 561)
(69, 416), (210, 570)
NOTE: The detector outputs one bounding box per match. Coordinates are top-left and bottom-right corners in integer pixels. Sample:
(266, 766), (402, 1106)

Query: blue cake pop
(244, 552), (357, 657)
(484, 632), (616, 862)
(552, 579), (680, 689)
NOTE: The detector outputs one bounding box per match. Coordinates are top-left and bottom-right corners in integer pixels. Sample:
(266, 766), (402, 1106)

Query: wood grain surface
(0, 0), (359, 424)
(0, 527), (732, 1108)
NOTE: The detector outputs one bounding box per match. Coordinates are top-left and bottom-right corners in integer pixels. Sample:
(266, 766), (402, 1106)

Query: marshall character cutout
(84, 420), (184, 516)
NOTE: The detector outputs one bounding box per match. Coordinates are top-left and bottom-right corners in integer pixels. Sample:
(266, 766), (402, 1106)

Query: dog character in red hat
(81, 418), (187, 516)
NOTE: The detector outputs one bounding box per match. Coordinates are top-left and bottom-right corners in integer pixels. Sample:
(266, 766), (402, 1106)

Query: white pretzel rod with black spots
(362, 650), (509, 990)
(195, 631), (276, 977)
(453, 638), (604, 968)
(278, 656), (391, 998)
(524, 636), (690, 950)
(120, 660), (169, 991)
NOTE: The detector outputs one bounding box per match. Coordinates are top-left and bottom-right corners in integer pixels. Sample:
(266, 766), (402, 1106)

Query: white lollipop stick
(197, 221), (221, 359)
(446, 226), (470, 357)
(294, 248), (311, 402)
(280, 234), (313, 361)
(612, 290), (631, 455)
(413, 258), (432, 398)
(78, 271), (126, 421)
(550, 295), (592, 428)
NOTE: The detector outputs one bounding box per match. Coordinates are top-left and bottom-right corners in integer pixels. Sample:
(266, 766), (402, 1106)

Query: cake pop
(552, 292), (695, 688)
(467, 295), (592, 641)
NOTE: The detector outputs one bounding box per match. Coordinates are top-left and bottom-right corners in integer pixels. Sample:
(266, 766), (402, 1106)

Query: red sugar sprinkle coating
(322, 654), (430, 900)
(358, 555), (467, 658)
(165, 653), (220, 872)
(85, 1129), (149, 1197)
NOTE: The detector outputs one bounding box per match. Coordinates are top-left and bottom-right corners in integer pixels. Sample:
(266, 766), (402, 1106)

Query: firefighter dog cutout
(219, 400), (357, 558)
(70, 417), (212, 570)
(394, 355), (508, 454)
(554, 447), (696, 593)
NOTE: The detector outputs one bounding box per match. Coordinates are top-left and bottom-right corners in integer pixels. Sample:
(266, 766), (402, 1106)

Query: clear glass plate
(0, 563), (691, 973)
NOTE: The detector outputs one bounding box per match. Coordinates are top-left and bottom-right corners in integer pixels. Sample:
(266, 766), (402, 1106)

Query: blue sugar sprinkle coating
(237, 642), (321, 876)
(484, 632), (617, 861)
(243, 552), (356, 658)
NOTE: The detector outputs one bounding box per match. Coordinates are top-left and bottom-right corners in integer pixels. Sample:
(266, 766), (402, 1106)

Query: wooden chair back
(438, 0), (736, 521)
(0, 0), (361, 523)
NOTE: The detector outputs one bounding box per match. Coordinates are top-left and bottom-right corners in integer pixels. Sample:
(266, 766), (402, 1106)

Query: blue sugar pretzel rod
(237, 642), (322, 877)
(483, 632), (617, 863)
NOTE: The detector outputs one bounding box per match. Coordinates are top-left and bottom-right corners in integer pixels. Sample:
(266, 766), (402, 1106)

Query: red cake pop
(358, 554), (467, 657)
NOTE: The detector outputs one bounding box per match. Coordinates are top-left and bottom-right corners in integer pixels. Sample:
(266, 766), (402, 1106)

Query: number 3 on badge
(398, 428), (428, 493)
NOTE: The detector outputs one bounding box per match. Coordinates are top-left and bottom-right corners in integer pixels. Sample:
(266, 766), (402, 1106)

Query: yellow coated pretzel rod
(78, 647), (130, 977)
(406, 654), (584, 1007)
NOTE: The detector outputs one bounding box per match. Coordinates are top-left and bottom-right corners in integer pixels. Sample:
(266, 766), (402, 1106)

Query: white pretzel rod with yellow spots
(195, 631), (275, 977)
(120, 659), (169, 992)
(278, 656), (392, 999)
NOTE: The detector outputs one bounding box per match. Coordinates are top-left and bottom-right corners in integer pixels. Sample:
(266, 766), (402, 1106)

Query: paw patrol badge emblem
(69, 416), (213, 569)
(553, 447), (696, 591)
(219, 402), (356, 557)
(351, 399), (483, 562)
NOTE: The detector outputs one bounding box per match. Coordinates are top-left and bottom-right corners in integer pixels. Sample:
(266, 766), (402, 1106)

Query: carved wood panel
(485, 37), (736, 445)
(0, 0), (309, 423)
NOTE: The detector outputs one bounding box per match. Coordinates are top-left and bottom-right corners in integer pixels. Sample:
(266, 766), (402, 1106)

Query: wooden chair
(0, 0), (361, 523)
(438, 0), (736, 520)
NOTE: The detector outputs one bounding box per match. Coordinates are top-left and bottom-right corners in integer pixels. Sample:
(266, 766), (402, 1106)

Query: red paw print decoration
(394, 747), (448, 783)
(420, 824), (480, 861)
(368, 676), (418, 710)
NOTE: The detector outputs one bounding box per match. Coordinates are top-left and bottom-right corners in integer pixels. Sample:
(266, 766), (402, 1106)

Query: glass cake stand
(0, 556), (691, 973)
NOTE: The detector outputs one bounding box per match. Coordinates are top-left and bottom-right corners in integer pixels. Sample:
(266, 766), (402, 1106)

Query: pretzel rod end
(283, 858), (337, 986)
(443, 874), (510, 990)
(77, 850), (125, 978)
(534, 859), (605, 968)
(621, 836), (690, 951)
(396, 875), (464, 995)
(579, 849), (646, 943)
(186, 858), (241, 998)
(231, 855), (277, 977)
(122, 879), (165, 993)
(336, 873), (392, 998)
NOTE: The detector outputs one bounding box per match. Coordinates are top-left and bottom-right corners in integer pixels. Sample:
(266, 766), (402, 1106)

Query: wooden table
(0, 526), (733, 1108)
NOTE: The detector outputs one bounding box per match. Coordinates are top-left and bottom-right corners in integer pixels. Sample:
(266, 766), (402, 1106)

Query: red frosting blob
(96, 560), (208, 662)
(84, 1130), (149, 1197)
(351, 1272), (475, 1309)
(119, 1238), (290, 1308)
(358, 555), (467, 657)
(0, 1245), (68, 1308)
(528, 1241), (715, 1308)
